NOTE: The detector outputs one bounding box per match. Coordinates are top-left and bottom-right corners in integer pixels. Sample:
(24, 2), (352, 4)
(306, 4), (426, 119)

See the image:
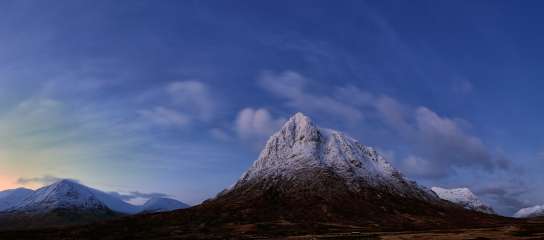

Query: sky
(0, 0), (543, 215)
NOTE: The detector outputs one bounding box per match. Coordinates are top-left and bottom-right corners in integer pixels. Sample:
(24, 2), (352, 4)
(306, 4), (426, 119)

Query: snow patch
(0, 188), (34, 211)
(431, 187), (495, 214)
(514, 205), (544, 218)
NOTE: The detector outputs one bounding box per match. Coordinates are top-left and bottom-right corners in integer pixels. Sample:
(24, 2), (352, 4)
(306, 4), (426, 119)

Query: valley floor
(291, 219), (544, 240)
(1, 219), (544, 240)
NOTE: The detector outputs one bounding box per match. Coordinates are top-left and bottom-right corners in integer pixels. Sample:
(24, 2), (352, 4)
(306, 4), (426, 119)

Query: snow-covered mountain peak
(1, 180), (188, 216)
(272, 112), (321, 150)
(431, 187), (495, 214)
(11, 179), (108, 213)
(514, 205), (544, 218)
(233, 112), (437, 200)
(284, 112), (319, 138)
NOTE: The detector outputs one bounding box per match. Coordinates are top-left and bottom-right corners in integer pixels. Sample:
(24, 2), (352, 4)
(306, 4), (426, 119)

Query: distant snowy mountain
(140, 197), (189, 213)
(514, 205), (544, 218)
(8, 180), (110, 213)
(0, 188), (34, 211)
(431, 187), (495, 214)
(1, 180), (184, 215)
(0, 179), (189, 229)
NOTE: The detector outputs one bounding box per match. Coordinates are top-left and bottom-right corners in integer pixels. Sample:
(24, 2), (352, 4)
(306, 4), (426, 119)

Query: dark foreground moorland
(0, 209), (542, 240)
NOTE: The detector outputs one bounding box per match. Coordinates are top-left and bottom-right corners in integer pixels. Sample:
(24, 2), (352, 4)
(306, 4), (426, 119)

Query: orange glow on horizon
(0, 176), (18, 190)
(0, 175), (44, 191)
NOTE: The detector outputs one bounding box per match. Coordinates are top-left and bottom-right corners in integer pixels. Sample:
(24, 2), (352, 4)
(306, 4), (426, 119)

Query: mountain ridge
(431, 187), (495, 214)
(0, 188), (34, 212)
(0, 180), (189, 229)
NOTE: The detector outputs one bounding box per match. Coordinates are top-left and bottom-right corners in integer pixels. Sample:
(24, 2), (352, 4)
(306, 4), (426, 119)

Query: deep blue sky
(0, 0), (543, 215)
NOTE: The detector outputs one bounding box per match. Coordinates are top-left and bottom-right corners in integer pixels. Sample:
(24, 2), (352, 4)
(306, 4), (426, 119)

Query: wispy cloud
(235, 108), (284, 142)
(451, 78), (474, 95)
(108, 191), (169, 201)
(137, 80), (218, 128)
(17, 175), (78, 186)
(475, 182), (532, 215)
(138, 106), (190, 127)
(166, 81), (216, 121)
(258, 71), (364, 123)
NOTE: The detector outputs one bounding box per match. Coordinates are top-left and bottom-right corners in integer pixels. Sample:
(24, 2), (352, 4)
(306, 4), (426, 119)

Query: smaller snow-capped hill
(0, 188), (34, 212)
(140, 197), (189, 213)
(431, 187), (495, 214)
(7, 180), (140, 214)
(9, 180), (109, 213)
(514, 205), (544, 218)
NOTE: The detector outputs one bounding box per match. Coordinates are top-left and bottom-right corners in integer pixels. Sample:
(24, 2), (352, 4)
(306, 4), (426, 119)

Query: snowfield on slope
(431, 187), (495, 214)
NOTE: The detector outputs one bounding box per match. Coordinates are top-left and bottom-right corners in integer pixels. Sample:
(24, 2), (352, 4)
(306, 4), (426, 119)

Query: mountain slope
(431, 187), (495, 214)
(0, 188), (34, 211)
(514, 205), (544, 218)
(140, 197), (189, 213)
(89, 189), (140, 214)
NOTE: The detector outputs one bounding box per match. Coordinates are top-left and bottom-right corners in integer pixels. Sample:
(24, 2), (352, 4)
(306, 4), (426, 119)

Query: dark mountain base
(201, 168), (507, 230)
(0, 208), (122, 231)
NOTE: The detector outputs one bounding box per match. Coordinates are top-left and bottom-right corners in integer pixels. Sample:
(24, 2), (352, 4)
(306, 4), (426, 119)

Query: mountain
(0, 180), (140, 229)
(0, 180), (120, 230)
(2, 180), (141, 215)
(200, 113), (503, 229)
(514, 205), (544, 218)
(431, 187), (495, 214)
(228, 113), (437, 201)
(8, 180), (111, 213)
(0, 188), (34, 211)
(140, 197), (189, 213)
(0, 180), (189, 229)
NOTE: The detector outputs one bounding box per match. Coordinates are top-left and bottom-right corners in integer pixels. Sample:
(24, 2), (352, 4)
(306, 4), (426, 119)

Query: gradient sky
(1, 0), (543, 215)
